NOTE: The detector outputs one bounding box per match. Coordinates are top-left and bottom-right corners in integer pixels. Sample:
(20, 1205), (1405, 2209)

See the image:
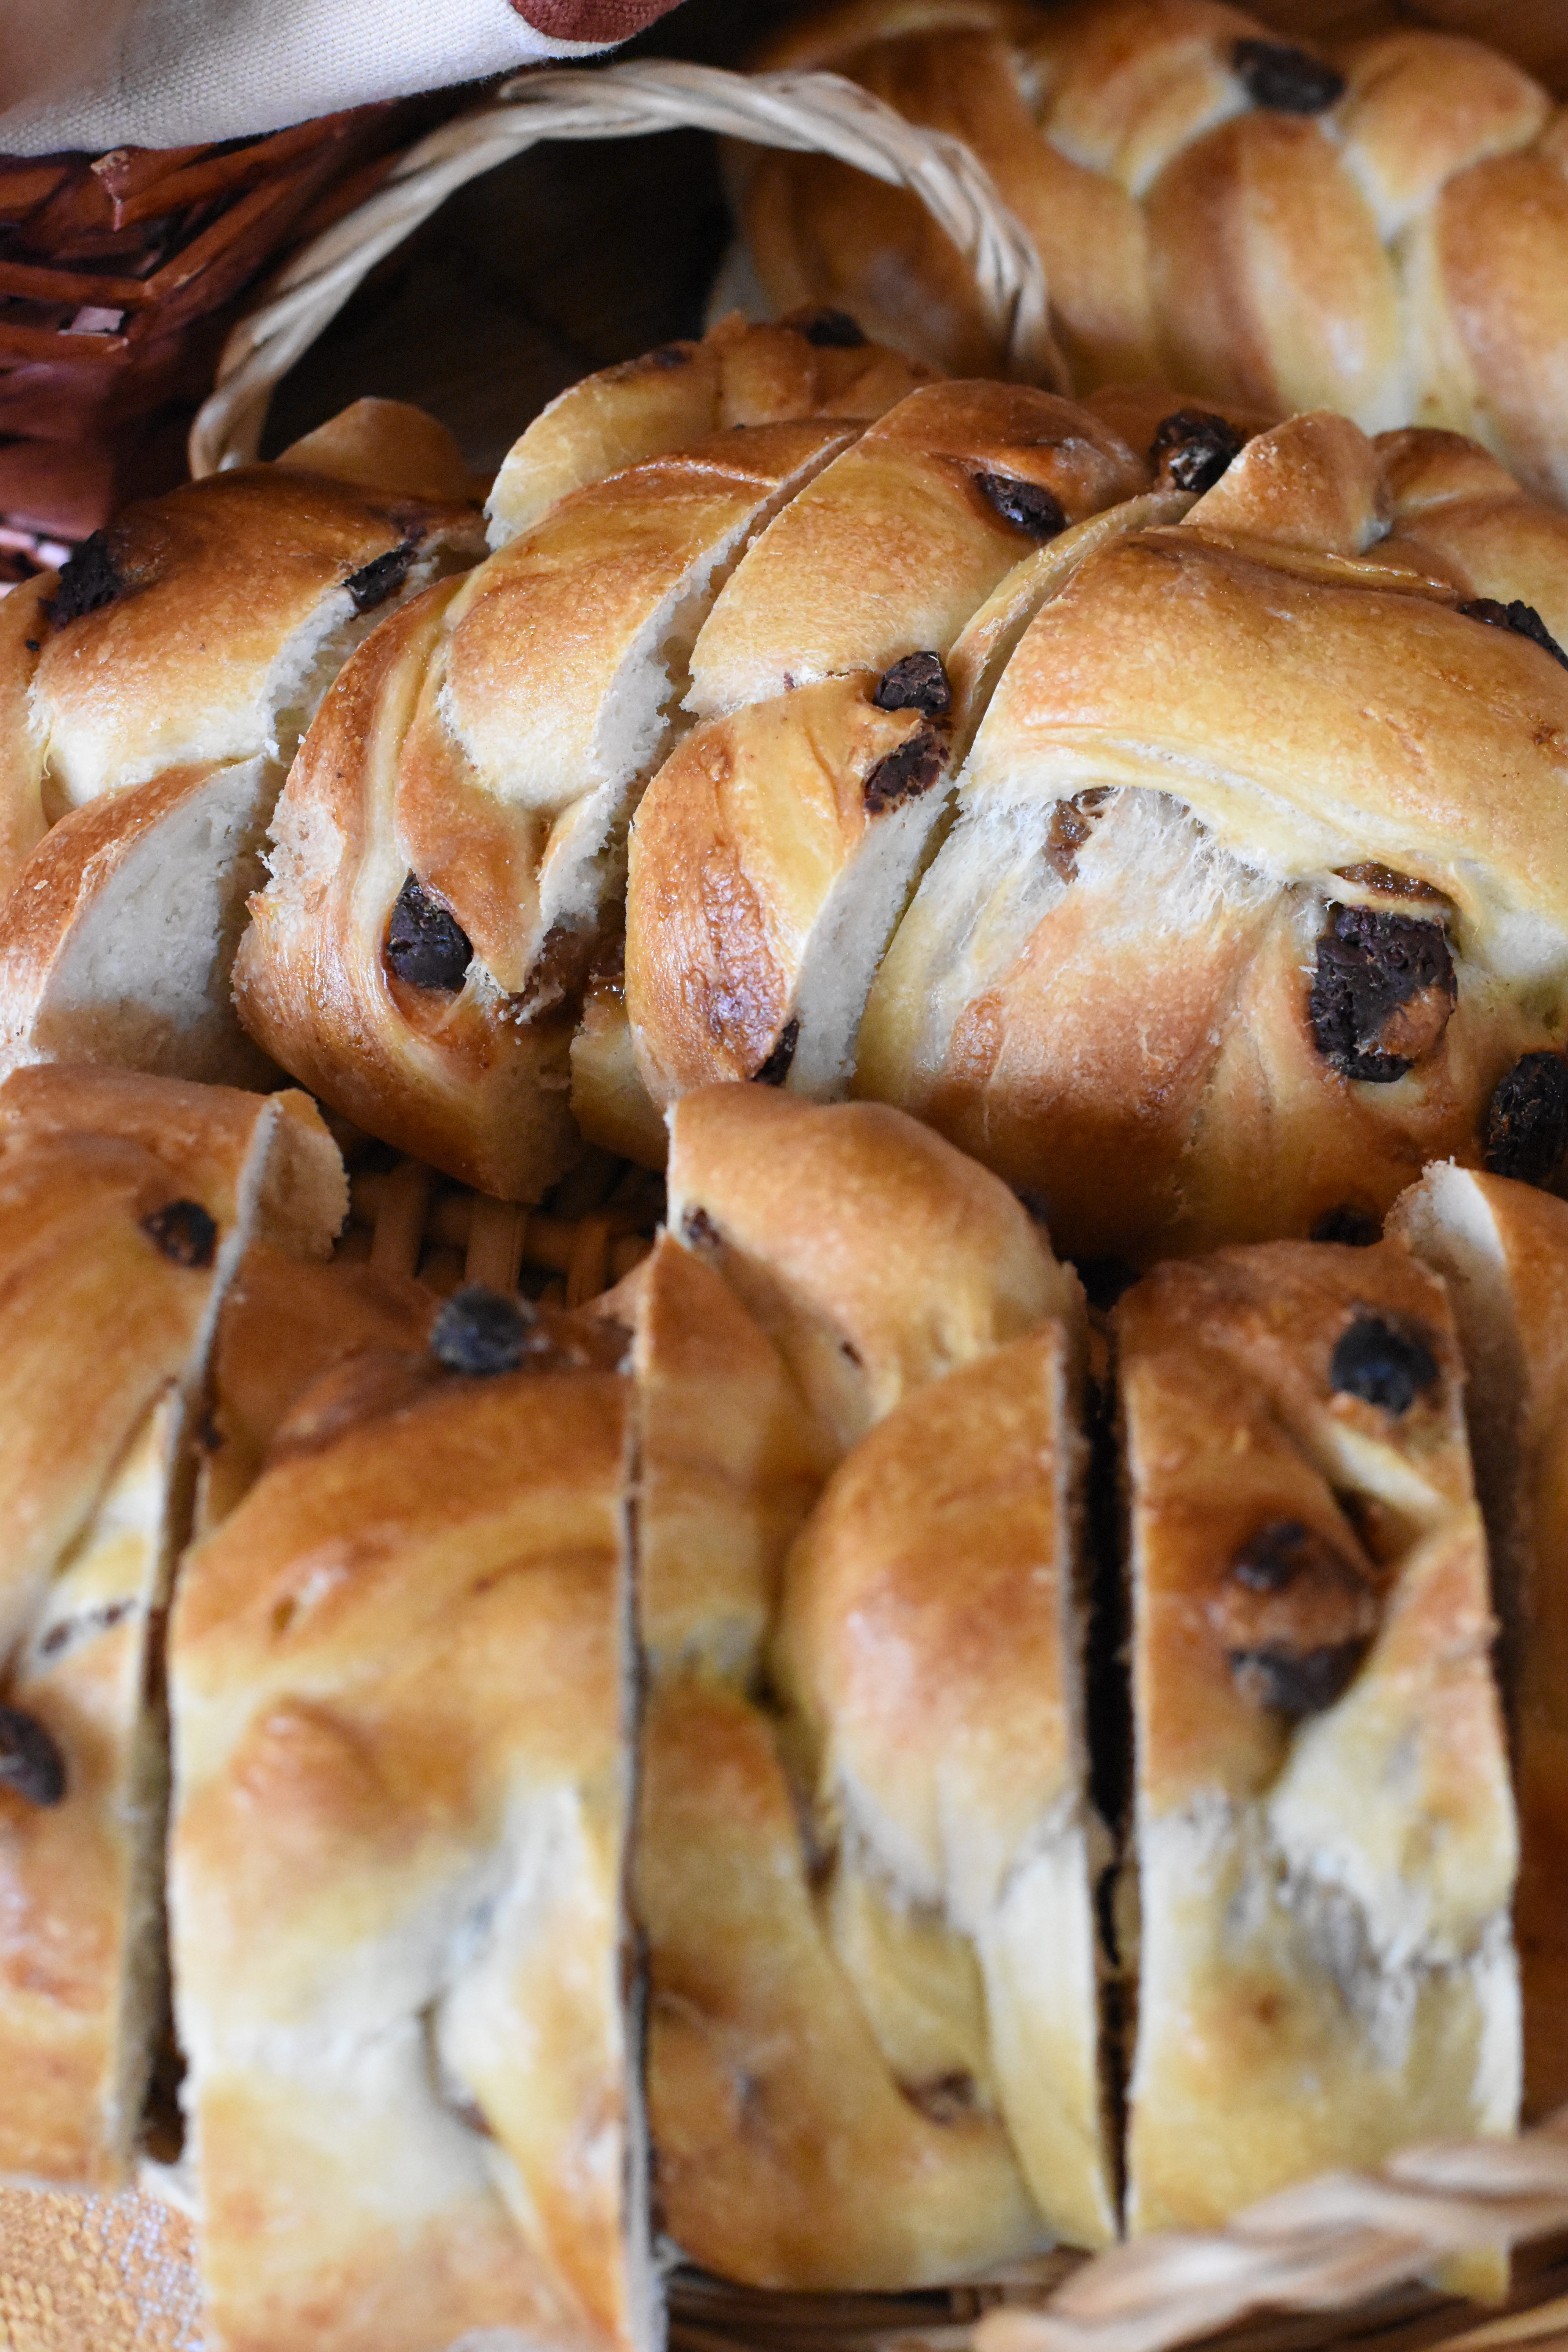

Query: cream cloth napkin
(0, 0), (684, 155)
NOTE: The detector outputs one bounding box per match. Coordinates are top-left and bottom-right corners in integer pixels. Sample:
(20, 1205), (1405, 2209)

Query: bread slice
(628, 672), (956, 1105)
(773, 1327), (1116, 2253)
(1113, 1239), (1519, 2232)
(0, 1069), (345, 2192)
(663, 1083), (1077, 1448)
(858, 411), (1568, 1263)
(619, 1142), (1094, 2287)
(1389, 1161), (1568, 2120)
(0, 758), (278, 1088)
(237, 420), (855, 1198)
(686, 381), (1147, 719)
(487, 309), (937, 549)
(0, 403), (483, 1093)
(168, 1350), (648, 2352)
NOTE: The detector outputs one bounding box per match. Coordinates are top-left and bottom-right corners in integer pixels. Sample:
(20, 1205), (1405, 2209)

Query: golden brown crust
(241, 412), (856, 1193)
(1114, 1240), (1518, 2230)
(0, 1071), (345, 2192)
(743, 0), (1568, 495)
(1390, 1166), (1568, 2123)
(773, 1331), (1114, 2249)
(856, 410), (1568, 1263)
(233, 581), (580, 1200)
(487, 311), (939, 547)
(170, 1368), (641, 2352)
(664, 1084), (1079, 1446)
(31, 463), (483, 809)
(688, 381), (1147, 718)
(640, 1677), (1048, 2288)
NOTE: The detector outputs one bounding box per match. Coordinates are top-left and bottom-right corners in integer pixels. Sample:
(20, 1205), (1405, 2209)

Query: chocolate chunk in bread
(48, 531), (126, 628)
(1330, 1311), (1439, 1412)
(385, 873), (473, 992)
(1232, 37), (1346, 113)
(1045, 788), (1113, 881)
(863, 726), (946, 814)
(141, 1198), (218, 1270)
(343, 540), (419, 616)
(752, 1019), (800, 1085)
(1311, 1205), (1381, 1247)
(1486, 1051), (1568, 1185)
(1148, 410), (1247, 495)
(873, 652), (951, 719)
(1213, 1518), (1380, 1719)
(1458, 597), (1568, 672)
(1308, 904), (1455, 1080)
(0, 1705), (66, 1806)
(797, 308), (867, 348)
(973, 472), (1067, 541)
(429, 1285), (534, 1377)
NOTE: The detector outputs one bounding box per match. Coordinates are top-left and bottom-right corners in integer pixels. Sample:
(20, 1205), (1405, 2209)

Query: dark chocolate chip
(385, 873), (473, 992)
(0, 1706), (66, 1806)
(344, 540), (418, 616)
(1148, 409), (1248, 495)
(1076, 1257), (1139, 1312)
(1232, 36), (1346, 113)
(973, 472), (1067, 541)
(753, 1018), (800, 1086)
(1334, 861), (1447, 904)
(1311, 1205), (1381, 1247)
(1330, 1313), (1439, 1414)
(23, 638), (39, 653)
(1228, 1641), (1367, 1718)
(141, 1198), (218, 1269)
(1045, 788), (1112, 881)
(48, 531), (125, 627)
(799, 309), (866, 348)
(680, 1205), (719, 1251)
(1308, 903), (1455, 1082)
(872, 652), (951, 719)
(863, 726), (946, 815)
(430, 1285), (537, 1377)
(1457, 597), (1568, 673)
(1485, 1051), (1568, 1186)
(1218, 1519), (1379, 1717)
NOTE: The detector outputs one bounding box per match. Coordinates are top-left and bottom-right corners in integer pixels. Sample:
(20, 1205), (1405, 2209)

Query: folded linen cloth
(0, 0), (684, 155)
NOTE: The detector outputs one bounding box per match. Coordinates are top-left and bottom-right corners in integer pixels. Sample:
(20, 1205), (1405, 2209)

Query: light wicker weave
(9, 9), (1568, 2348)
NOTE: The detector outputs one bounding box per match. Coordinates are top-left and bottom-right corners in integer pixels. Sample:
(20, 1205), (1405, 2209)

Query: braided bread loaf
(0, 399), (482, 1090)
(629, 400), (1568, 1267)
(736, 0), (1568, 503)
(233, 314), (1154, 1198)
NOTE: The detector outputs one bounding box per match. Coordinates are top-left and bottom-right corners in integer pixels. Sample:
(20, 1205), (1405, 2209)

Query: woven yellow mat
(0, 2187), (201, 2352)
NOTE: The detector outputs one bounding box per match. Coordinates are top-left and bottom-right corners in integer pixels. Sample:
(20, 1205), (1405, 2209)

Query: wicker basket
(0, 103), (416, 572)
(6, 10), (1568, 2349)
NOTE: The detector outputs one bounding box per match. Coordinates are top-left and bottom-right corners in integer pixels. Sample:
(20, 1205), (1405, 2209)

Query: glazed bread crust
(1114, 1240), (1519, 2232)
(773, 1330), (1115, 2252)
(742, 0), (1568, 500)
(854, 410), (1568, 1263)
(0, 1069), (345, 2192)
(238, 317), (935, 1196)
(0, 403), (483, 1094)
(664, 1084), (1078, 1446)
(1391, 1165), (1568, 2123)
(169, 1366), (643, 2352)
(627, 1116), (1096, 2286)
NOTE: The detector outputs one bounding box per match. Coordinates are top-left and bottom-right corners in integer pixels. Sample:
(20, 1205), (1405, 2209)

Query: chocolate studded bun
(738, 0), (1568, 504)
(1114, 1236), (1517, 2230)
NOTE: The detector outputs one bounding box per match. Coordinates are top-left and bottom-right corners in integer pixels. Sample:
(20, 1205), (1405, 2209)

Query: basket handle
(187, 57), (1062, 477)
